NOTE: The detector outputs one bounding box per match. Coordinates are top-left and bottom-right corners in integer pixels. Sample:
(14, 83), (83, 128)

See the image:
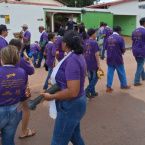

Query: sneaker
(91, 92), (98, 98)
(106, 86), (114, 93)
(121, 85), (131, 89)
(35, 65), (41, 68)
(85, 91), (92, 100)
(134, 83), (143, 86)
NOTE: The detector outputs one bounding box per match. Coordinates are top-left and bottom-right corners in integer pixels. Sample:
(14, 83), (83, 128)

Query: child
(84, 28), (102, 99)
(28, 41), (40, 65)
(43, 34), (56, 92)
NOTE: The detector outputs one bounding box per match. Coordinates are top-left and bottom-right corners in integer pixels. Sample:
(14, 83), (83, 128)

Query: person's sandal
(19, 129), (36, 139)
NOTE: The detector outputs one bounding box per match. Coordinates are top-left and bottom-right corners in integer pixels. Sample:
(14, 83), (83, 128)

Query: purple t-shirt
(105, 34), (125, 66)
(24, 30), (31, 39)
(80, 33), (89, 46)
(0, 36), (8, 51)
(103, 27), (113, 44)
(30, 43), (40, 54)
(132, 27), (145, 57)
(0, 36), (8, 65)
(44, 42), (56, 68)
(55, 36), (64, 61)
(40, 31), (48, 43)
(0, 66), (28, 105)
(56, 53), (87, 99)
(84, 39), (99, 71)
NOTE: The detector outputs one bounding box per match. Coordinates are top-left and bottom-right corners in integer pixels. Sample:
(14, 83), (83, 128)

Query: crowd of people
(0, 16), (145, 145)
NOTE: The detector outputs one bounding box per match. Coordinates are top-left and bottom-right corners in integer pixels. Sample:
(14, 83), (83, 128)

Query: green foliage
(63, 0), (94, 7)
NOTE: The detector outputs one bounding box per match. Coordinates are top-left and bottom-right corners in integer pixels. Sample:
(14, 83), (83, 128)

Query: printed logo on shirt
(15, 89), (21, 95)
(2, 91), (12, 96)
(6, 98), (15, 102)
(7, 73), (16, 79)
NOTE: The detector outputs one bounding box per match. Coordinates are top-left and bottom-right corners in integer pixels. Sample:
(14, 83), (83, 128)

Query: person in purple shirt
(132, 17), (145, 86)
(20, 24), (31, 57)
(29, 41), (40, 64)
(78, 25), (89, 46)
(43, 34), (56, 92)
(0, 45), (27, 145)
(101, 23), (113, 60)
(35, 26), (48, 68)
(84, 28), (102, 99)
(9, 39), (36, 139)
(105, 26), (131, 92)
(41, 30), (87, 145)
(0, 25), (8, 66)
(55, 28), (65, 62)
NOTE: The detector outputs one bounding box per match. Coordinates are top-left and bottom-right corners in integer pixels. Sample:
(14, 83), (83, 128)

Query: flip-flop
(19, 129), (36, 139)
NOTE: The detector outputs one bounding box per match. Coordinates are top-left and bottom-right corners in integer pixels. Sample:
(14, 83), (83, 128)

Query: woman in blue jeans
(0, 45), (27, 145)
(42, 30), (87, 145)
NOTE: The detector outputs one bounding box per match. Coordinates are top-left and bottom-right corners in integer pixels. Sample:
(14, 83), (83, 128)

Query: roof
(86, 0), (136, 9)
(54, 0), (68, 6)
(0, 0), (66, 7)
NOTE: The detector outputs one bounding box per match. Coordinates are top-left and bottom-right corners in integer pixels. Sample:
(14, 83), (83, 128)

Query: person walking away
(105, 26), (131, 92)
(42, 34), (56, 92)
(84, 28), (102, 99)
(132, 17), (145, 86)
(35, 26), (48, 68)
(20, 24), (31, 57)
(0, 45), (27, 145)
(55, 28), (65, 62)
(101, 23), (113, 60)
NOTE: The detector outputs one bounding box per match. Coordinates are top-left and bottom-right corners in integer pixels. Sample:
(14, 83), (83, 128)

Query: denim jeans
(37, 48), (45, 67)
(101, 43), (105, 58)
(43, 67), (53, 90)
(0, 104), (22, 145)
(51, 95), (87, 145)
(20, 45), (30, 57)
(107, 65), (127, 87)
(86, 70), (98, 94)
(134, 57), (145, 84)
(33, 52), (39, 65)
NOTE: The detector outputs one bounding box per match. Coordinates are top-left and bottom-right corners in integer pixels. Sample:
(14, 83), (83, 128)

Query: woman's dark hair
(48, 34), (55, 41)
(9, 39), (23, 51)
(140, 17), (145, 26)
(58, 28), (65, 36)
(63, 30), (83, 54)
(79, 26), (87, 40)
(100, 22), (104, 27)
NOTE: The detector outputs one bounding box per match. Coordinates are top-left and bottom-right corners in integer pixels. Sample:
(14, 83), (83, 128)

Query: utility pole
(75, 1), (77, 7)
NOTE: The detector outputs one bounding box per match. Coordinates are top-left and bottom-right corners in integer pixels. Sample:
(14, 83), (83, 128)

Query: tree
(62, 0), (94, 7)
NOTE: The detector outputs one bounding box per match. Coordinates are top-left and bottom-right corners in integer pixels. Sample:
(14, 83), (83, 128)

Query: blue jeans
(51, 95), (87, 145)
(134, 57), (145, 84)
(33, 52), (39, 65)
(37, 49), (45, 67)
(86, 70), (98, 94)
(0, 104), (22, 145)
(107, 65), (127, 87)
(101, 43), (105, 58)
(20, 45), (30, 57)
(43, 67), (53, 90)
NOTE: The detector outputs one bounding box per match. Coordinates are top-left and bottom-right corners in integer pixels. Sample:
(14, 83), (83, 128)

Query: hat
(113, 26), (123, 32)
(87, 28), (97, 36)
(0, 24), (9, 31)
(22, 24), (28, 28)
(62, 30), (81, 43)
(38, 25), (44, 29)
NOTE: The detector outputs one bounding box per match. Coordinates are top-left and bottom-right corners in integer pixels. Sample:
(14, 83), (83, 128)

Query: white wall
(0, 3), (46, 43)
(108, 1), (138, 16)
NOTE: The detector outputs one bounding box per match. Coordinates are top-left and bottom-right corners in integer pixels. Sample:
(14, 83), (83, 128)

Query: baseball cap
(113, 26), (123, 32)
(0, 24), (9, 31)
(87, 28), (97, 36)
